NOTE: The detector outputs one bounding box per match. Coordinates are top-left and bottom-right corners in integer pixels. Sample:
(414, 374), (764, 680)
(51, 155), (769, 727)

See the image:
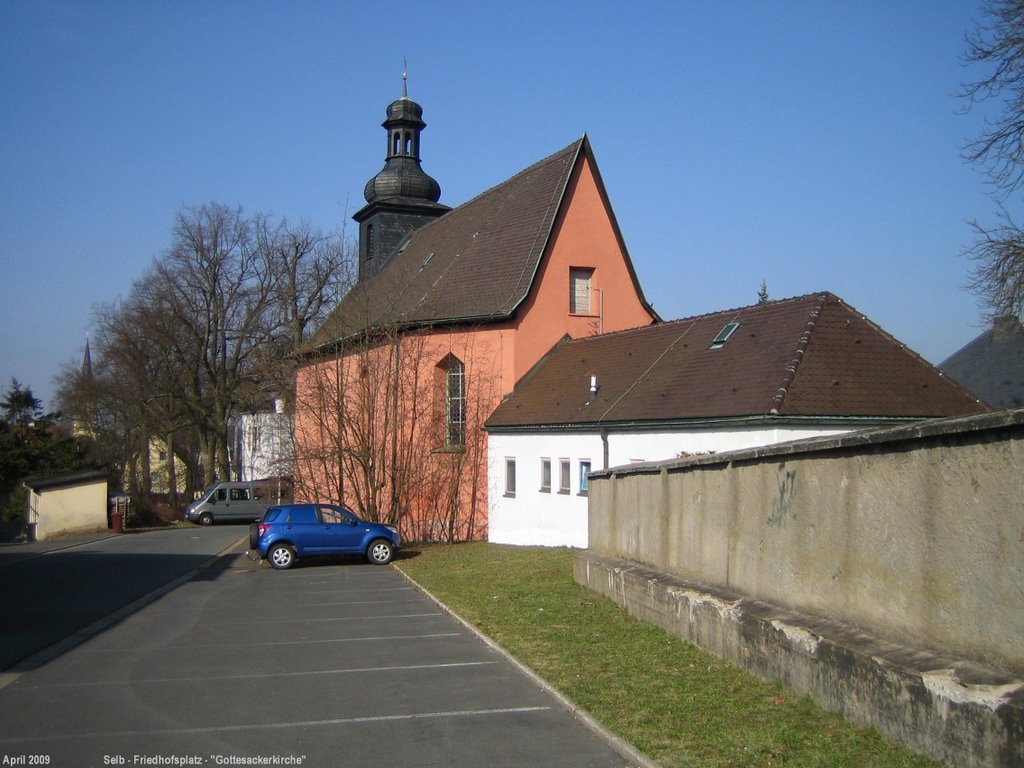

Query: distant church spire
(82, 335), (93, 379)
(352, 70), (451, 282)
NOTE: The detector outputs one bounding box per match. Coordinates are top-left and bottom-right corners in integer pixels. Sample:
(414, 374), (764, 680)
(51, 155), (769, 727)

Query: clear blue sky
(0, 0), (1004, 410)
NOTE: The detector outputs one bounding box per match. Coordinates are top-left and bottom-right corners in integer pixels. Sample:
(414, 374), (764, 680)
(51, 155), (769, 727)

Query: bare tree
(55, 202), (353, 502)
(253, 215), (354, 397)
(962, 0), (1024, 318)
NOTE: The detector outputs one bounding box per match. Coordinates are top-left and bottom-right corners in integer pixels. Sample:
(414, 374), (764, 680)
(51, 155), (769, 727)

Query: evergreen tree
(0, 380), (92, 523)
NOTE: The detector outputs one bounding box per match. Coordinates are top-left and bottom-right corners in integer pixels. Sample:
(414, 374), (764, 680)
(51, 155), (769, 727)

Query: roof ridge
(558, 291), (833, 347)
(769, 292), (831, 415)
(842, 296), (988, 407)
(448, 136), (585, 214)
(353, 137), (586, 287)
(503, 139), (585, 311)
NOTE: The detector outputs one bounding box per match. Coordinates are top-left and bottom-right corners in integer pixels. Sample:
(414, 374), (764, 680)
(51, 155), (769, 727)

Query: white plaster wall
(488, 424), (857, 548)
(33, 480), (108, 540)
(607, 425), (854, 466)
(488, 432), (600, 548)
(236, 413), (294, 481)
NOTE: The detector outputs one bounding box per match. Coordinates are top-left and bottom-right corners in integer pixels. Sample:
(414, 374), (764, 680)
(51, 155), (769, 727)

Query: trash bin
(111, 508), (123, 533)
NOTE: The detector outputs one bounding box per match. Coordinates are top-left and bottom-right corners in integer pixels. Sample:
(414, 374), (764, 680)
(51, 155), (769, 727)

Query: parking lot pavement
(0, 545), (640, 767)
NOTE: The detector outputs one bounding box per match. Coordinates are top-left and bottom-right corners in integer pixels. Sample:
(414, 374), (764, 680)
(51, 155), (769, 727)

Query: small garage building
(24, 470), (110, 541)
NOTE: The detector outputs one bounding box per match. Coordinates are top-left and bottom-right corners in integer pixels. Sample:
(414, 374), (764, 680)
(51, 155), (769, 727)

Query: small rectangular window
(569, 268), (594, 314)
(579, 460), (591, 495)
(559, 459), (571, 493)
(540, 458), (551, 492)
(505, 458), (517, 497)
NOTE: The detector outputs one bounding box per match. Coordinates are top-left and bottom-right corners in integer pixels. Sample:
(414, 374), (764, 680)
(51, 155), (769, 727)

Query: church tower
(353, 74), (450, 282)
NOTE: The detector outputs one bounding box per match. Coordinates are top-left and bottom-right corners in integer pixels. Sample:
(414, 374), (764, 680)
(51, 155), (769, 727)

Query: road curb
(0, 534), (247, 690)
(394, 564), (661, 768)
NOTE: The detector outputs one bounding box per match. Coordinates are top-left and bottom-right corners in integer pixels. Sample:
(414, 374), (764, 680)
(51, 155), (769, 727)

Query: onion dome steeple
(363, 72), (442, 205)
(354, 71), (450, 281)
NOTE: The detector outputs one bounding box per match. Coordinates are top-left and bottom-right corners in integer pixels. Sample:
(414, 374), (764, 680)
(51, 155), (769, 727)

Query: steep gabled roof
(939, 315), (1024, 409)
(485, 292), (987, 429)
(306, 136), (625, 354)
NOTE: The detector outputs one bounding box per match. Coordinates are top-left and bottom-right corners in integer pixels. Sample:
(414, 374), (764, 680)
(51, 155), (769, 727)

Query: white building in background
(484, 293), (988, 548)
(234, 398), (294, 481)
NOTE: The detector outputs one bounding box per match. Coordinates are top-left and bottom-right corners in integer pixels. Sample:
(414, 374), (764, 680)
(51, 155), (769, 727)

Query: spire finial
(402, 57), (408, 99)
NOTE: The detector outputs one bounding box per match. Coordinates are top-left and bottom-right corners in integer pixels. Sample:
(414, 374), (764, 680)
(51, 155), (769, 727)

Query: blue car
(251, 503), (401, 569)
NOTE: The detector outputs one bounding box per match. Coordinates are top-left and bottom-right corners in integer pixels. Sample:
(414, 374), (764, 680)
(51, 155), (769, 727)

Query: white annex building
(484, 293), (986, 547)
(233, 399), (294, 482)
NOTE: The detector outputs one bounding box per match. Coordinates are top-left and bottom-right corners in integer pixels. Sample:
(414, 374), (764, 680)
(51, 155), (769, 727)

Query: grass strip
(396, 542), (940, 768)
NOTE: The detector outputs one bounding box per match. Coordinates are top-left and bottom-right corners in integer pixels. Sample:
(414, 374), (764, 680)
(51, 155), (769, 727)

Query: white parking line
(254, 611), (442, 623)
(17, 660), (499, 689)
(0, 706), (553, 744)
(71, 632), (464, 654)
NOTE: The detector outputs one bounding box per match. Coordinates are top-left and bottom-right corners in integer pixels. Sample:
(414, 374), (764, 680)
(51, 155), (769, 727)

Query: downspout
(390, 334), (401, 524)
(335, 345), (345, 502)
(601, 428), (609, 470)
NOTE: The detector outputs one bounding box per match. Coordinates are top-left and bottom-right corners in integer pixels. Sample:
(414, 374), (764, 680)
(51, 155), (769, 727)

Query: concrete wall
(580, 409), (1024, 767)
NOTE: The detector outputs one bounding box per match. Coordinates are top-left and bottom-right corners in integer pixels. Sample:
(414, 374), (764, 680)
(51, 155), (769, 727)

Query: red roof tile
(485, 293), (987, 429)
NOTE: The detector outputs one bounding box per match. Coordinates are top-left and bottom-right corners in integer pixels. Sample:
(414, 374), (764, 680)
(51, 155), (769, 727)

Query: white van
(184, 479), (290, 526)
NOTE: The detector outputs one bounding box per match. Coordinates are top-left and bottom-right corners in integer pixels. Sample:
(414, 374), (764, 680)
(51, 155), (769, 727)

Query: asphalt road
(0, 526), (245, 672)
(0, 527), (641, 768)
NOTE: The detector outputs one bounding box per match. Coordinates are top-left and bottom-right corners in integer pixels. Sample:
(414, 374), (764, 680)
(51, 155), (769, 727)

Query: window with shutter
(569, 267), (594, 314)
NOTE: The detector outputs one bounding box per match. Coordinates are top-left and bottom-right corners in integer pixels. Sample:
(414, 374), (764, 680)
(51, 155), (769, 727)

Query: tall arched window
(438, 355), (466, 448)
(366, 224), (374, 261)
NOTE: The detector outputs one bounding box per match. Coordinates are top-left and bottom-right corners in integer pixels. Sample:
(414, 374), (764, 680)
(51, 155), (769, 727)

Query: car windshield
(199, 482), (220, 500)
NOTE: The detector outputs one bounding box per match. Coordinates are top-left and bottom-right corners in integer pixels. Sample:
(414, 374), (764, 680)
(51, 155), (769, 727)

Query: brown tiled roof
(485, 292), (988, 429)
(305, 138), (590, 353)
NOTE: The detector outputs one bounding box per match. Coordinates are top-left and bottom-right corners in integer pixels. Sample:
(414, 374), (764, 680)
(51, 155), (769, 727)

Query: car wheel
(269, 544), (295, 570)
(367, 539), (394, 565)
(199, 512), (213, 526)
(248, 522), (260, 549)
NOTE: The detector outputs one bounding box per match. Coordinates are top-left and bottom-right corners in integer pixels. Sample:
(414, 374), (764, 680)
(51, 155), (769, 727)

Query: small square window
(505, 458), (517, 497)
(559, 459), (571, 493)
(579, 460), (591, 495)
(540, 458), (551, 492)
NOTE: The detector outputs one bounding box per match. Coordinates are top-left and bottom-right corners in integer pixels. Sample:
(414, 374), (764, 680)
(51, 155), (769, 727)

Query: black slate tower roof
(939, 315), (1024, 408)
(353, 75), (450, 282)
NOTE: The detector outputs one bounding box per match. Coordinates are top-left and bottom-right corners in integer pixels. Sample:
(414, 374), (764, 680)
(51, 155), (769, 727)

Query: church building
(293, 82), (656, 540)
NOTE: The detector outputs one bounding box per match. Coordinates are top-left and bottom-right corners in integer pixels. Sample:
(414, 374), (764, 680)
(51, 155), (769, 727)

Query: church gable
(511, 147), (657, 378)
(305, 138), (586, 353)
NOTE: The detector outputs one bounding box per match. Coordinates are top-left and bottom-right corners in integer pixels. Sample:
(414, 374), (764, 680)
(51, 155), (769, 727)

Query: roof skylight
(710, 322), (741, 349)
